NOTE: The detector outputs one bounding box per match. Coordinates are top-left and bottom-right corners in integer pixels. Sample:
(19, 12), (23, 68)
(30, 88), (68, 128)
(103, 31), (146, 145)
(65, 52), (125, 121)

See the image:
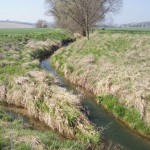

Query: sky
(0, 0), (150, 24)
(0, 0), (52, 23)
(112, 0), (150, 24)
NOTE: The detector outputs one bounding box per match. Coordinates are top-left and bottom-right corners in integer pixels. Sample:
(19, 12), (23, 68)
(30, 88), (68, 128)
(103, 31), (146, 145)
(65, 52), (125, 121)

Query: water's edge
(41, 58), (150, 150)
(0, 104), (52, 131)
(1, 53), (150, 149)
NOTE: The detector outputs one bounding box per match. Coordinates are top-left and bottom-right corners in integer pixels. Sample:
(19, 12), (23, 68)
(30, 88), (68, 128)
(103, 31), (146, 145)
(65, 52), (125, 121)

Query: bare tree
(35, 19), (48, 28)
(46, 0), (122, 39)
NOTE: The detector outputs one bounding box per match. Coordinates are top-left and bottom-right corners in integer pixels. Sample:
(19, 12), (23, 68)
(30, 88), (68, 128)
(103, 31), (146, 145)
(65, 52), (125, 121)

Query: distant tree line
(45, 0), (122, 39)
(35, 19), (48, 28)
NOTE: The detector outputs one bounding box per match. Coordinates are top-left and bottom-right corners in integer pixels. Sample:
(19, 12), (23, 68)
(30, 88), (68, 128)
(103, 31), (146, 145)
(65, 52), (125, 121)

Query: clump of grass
(0, 109), (13, 122)
(67, 64), (74, 73)
(35, 98), (50, 113)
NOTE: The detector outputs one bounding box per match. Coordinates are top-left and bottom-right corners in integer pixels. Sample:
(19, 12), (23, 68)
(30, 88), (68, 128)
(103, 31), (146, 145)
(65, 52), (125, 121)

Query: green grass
(0, 28), (72, 82)
(35, 98), (50, 113)
(0, 65), (27, 76)
(97, 27), (150, 34)
(0, 28), (101, 148)
(51, 30), (150, 137)
(0, 28), (72, 42)
(97, 95), (150, 136)
(0, 109), (84, 150)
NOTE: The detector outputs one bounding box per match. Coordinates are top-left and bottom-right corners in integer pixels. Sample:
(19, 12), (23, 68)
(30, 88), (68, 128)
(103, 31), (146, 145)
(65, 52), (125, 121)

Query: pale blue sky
(0, 0), (150, 24)
(112, 0), (150, 24)
(0, 0), (51, 23)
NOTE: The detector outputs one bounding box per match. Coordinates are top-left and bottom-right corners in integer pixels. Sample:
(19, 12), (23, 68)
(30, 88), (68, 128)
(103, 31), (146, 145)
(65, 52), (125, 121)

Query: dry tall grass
(0, 35), (100, 146)
(51, 32), (150, 127)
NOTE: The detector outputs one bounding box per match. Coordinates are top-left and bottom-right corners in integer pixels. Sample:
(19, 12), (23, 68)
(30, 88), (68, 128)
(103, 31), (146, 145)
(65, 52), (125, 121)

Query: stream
(41, 58), (150, 150)
(0, 105), (50, 131)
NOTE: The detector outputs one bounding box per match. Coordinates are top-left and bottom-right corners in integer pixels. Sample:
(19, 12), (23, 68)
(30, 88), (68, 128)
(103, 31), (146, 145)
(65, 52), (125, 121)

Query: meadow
(1, 27), (150, 149)
(51, 28), (150, 136)
(0, 28), (72, 83)
(0, 109), (85, 150)
(0, 28), (101, 149)
(97, 27), (150, 35)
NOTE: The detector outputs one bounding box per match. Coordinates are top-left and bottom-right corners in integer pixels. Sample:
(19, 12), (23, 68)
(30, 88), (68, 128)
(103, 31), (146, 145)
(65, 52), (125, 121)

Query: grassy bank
(51, 30), (150, 137)
(0, 28), (100, 149)
(0, 109), (84, 150)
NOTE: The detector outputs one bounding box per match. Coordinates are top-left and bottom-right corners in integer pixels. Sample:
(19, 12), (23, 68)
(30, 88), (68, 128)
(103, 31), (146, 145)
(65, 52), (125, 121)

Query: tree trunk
(82, 30), (86, 37)
(86, 29), (89, 40)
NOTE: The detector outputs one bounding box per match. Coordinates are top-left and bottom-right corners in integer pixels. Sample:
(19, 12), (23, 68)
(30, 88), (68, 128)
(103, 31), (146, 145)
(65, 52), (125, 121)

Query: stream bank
(40, 59), (150, 150)
(50, 32), (150, 146)
(0, 30), (101, 149)
(0, 104), (84, 150)
(0, 104), (52, 131)
(1, 29), (150, 149)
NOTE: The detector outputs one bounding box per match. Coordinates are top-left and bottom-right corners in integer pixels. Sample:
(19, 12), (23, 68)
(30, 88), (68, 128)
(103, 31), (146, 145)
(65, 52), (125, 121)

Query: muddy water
(41, 58), (150, 150)
(0, 105), (50, 131)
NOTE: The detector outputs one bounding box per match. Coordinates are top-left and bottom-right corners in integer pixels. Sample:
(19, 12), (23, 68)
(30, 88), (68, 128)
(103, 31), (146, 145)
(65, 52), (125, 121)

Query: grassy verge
(0, 28), (100, 148)
(97, 95), (150, 136)
(0, 109), (84, 150)
(51, 30), (150, 137)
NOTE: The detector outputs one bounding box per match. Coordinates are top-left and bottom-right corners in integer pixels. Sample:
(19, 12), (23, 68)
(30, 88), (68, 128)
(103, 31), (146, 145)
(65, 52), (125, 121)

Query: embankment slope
(51, 31), (150, 136)
(0, 29), (100, 149)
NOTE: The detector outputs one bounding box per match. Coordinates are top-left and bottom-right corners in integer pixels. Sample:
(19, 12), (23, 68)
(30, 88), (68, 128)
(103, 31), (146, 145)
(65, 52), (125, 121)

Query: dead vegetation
(4, 70), (99, 144)
(51, 31), (150, 133)
(0, 29), (100, 148)
(0, 109), (85, 150)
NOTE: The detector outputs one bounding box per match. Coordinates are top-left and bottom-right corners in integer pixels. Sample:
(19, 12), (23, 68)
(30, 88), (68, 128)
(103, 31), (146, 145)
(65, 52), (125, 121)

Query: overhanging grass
(97, 95), (150, 136)
(0, 28), (101, 148)
(51, 31), (150, 138)
(0, 109), (85, 150)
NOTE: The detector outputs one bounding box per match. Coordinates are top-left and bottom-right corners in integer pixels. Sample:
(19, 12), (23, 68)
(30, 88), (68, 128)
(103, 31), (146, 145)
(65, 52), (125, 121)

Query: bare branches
(45, 0), (122, 39)
(35, 20), (48, 28)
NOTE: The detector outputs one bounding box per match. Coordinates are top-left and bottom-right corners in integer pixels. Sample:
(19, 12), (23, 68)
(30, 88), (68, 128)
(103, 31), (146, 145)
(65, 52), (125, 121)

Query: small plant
(35, 98), (50, 113)
(114, 104), (126, 117)
(16, 144), (32, 150)
(0, 110), (13, 121)
(98, 95), (118, 111)
(67, 64), (74, 73)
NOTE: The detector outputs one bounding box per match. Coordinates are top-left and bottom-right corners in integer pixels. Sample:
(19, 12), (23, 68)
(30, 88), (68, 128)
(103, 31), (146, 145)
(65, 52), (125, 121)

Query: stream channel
(0, 105), (51, 131)
(40, 58), (150, 150)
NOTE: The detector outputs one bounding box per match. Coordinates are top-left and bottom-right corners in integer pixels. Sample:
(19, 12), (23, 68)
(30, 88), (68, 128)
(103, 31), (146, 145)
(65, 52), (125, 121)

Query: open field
(107, 27), (150, 31)
(0, 22), (34, 28)
(51, 29), (150, 136)
(0, 28), (71, 40)
(0, 28), (101, 149)
(98, 27), (150, 34)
